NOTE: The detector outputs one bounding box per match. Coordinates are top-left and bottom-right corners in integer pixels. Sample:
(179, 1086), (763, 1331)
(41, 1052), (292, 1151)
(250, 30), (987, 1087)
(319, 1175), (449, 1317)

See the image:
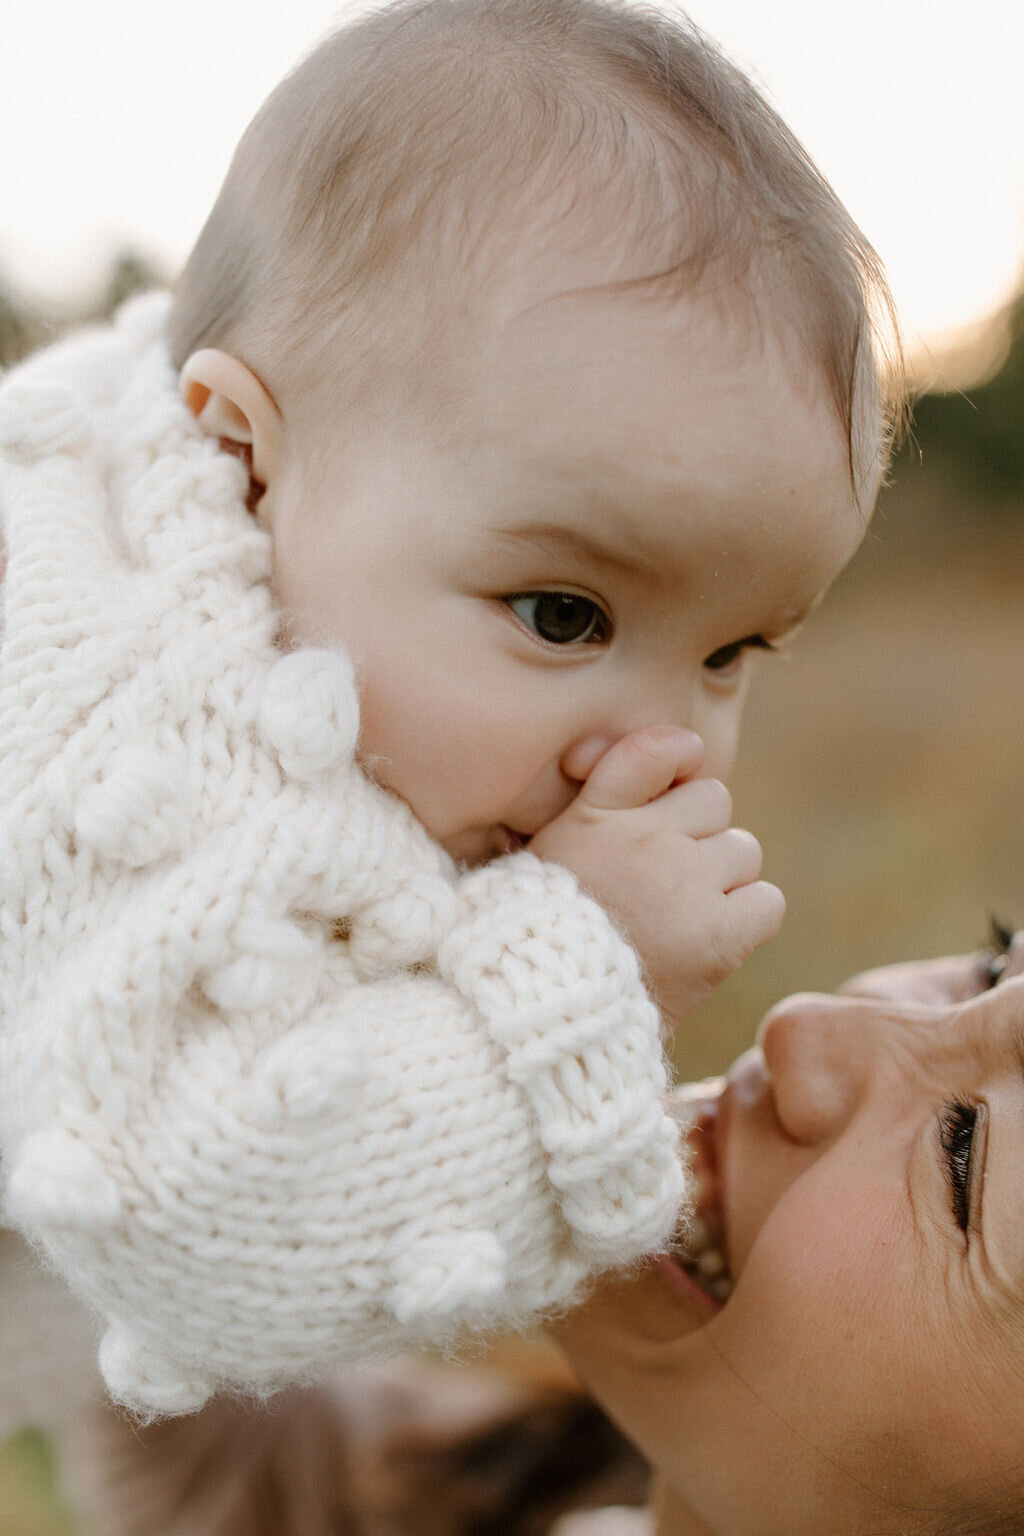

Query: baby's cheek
(694, 688), (749, 783)
(355, 676), (508, 833)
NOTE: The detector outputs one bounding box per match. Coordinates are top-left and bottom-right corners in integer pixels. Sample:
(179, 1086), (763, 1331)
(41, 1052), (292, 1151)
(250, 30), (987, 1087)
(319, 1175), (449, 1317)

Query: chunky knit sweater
(0, 296), (684, 1420)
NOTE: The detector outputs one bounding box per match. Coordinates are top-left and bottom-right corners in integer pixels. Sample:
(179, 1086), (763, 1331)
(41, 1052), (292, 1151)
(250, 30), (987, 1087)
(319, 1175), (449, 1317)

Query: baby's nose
(560, 726), (704, 786)
(560, 734), (623, 784)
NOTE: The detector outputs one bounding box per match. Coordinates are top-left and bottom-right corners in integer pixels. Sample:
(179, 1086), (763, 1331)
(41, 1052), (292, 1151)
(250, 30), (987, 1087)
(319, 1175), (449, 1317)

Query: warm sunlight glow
(3, 0), (1023, 357)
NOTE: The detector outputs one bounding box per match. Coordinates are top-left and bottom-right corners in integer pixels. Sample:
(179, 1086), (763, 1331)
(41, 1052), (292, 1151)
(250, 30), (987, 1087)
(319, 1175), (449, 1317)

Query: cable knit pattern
(0, 296), (684, 1418)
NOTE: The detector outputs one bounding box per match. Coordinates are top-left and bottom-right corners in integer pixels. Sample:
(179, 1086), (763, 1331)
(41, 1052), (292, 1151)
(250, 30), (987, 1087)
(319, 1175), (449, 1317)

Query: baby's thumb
(575, 726), (704, 811)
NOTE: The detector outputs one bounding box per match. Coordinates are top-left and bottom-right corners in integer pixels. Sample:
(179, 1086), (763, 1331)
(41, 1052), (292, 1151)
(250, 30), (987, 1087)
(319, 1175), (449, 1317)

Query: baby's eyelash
(703, 635), (777, 672)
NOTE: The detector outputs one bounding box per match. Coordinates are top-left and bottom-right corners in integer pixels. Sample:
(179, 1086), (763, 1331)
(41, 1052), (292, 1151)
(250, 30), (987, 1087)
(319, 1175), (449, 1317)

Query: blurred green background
(684, 289), (1024, 1079)
(1, 259), (1022, 1531)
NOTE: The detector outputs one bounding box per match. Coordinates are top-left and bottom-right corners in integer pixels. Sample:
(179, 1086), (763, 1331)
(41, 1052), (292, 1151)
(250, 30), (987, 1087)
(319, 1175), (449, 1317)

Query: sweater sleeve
(3, 837), (683, 1419)
(439, 854), (682, 1264)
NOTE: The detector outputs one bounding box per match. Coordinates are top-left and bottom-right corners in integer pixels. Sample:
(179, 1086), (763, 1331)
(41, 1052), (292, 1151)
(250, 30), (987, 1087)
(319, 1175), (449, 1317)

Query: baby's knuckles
(650, 887), (777, 1019)
(535, 824), (768, 1020)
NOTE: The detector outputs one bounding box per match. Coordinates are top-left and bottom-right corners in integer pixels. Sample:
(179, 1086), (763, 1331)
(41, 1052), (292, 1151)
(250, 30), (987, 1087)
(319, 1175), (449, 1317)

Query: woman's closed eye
(938, 1098), (980, 1233)
(935, 922), (1011, 1235)
(504, 591), (611, 646)
(703, 634), (776, 676)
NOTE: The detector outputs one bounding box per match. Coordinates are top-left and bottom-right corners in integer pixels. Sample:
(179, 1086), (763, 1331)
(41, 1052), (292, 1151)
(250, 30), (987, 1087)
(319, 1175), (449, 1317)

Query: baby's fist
(530, 727), (784, 1023)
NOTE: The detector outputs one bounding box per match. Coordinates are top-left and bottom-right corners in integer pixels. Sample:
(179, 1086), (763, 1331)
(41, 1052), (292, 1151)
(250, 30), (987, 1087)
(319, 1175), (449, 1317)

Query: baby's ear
(179, 349), (282, 491)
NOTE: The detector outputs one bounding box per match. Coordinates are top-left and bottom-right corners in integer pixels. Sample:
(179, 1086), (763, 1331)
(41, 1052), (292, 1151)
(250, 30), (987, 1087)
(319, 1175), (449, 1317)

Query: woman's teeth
(674, 1164), (733, 1301)
(668, 1081), (734, 1303)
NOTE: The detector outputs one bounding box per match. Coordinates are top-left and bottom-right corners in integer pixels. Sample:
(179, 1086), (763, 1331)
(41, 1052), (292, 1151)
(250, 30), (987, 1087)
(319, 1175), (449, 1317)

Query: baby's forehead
(435, 282), (860, 558)
(471, 237), (843, 425)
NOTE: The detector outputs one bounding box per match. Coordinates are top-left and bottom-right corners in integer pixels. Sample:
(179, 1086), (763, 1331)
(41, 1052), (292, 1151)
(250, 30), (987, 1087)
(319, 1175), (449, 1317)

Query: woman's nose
(756, 993), (880, 1145)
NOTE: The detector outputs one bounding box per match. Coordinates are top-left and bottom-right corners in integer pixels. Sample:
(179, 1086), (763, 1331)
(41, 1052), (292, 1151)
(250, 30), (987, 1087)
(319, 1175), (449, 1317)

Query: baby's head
(172, 0), (903, 864)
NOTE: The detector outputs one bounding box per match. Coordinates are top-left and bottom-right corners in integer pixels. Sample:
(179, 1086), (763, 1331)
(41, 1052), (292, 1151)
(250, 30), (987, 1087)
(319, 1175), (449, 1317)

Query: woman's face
(558, 936), (1024, 1534)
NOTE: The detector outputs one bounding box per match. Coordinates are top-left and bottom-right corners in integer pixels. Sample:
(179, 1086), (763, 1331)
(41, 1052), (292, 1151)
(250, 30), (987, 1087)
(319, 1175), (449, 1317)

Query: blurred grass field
(1, 272), (1022, 1532)
(0, 1432), (73, 1535)
(678, 499), (1024, 1080)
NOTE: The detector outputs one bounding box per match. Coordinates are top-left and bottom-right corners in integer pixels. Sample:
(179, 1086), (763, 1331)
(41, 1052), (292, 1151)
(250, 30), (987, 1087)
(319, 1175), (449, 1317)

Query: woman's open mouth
(667, 1079), (733, 1306)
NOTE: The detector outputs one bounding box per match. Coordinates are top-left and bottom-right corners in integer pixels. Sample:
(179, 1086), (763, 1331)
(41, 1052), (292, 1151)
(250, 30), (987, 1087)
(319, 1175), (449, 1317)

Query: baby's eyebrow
(489, 518), (663, 579)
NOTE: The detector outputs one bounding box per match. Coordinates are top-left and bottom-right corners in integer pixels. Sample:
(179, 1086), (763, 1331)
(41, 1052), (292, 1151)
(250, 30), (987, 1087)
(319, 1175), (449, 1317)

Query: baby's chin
(438, 826), (527, 865)
(358, 766), (516, 866)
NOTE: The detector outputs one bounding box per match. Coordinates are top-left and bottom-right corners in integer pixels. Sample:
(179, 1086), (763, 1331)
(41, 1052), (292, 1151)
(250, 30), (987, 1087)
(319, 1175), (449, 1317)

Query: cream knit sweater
(0, 296), (684, 1421)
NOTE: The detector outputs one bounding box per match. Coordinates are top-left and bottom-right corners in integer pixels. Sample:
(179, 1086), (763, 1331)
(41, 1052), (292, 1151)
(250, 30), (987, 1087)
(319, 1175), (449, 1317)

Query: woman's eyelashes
(939, 1098), (979, 1232)
(504, 591), (611, 646)
(981, 916), (1015, 988)
(703, 634), (776, 675)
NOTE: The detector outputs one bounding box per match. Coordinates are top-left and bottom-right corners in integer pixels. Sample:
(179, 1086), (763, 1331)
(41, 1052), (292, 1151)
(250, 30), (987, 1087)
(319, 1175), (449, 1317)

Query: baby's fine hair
(168, 0), (904, 494)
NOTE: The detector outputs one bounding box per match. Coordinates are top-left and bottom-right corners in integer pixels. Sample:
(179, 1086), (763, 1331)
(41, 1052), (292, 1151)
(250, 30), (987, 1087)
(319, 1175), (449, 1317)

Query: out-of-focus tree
(0, 282), (47, 367)
(901, 289), (1024, 511)
(0, 249), (165, 369)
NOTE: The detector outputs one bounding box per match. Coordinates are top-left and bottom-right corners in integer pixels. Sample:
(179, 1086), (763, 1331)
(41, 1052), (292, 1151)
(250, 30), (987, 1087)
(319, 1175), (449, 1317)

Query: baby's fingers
(665, 776), (732, 838)
(725, 879), (786, 953)
(578, 726), (705, 811)
(707, 826), (763, 891)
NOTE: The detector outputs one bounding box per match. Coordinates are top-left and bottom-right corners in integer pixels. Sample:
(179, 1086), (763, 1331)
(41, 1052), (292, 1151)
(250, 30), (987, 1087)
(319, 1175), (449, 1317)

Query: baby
(0, 0), (900, 1426)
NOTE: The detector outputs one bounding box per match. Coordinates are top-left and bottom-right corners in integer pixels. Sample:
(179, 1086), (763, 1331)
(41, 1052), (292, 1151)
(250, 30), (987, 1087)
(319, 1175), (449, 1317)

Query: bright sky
(4, 0), (1023, 358)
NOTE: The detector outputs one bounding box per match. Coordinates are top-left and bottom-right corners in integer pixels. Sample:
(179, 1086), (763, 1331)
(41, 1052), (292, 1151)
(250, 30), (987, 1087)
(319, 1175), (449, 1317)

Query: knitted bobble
(201, 917), (318, 1013)
(4, 1130), (122, 1231)
(250, 1022), (366, 1130)
(349, 873), (459, 979)
(74, 746), (193, 869)
(98, 1326), (214, 1417)
(260, 650), (360, 779)
(389, 1230), (508, 1326)
(0, 381), (89, 462)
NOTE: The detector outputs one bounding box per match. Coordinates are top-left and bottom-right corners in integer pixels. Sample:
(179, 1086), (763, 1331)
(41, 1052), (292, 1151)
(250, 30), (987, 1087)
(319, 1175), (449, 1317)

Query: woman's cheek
(716, 1179), (904, 1429)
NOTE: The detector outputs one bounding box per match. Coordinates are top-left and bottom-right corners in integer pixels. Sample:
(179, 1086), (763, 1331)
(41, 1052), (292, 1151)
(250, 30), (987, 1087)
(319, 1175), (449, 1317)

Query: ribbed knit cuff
(438, 854), (685, 1265)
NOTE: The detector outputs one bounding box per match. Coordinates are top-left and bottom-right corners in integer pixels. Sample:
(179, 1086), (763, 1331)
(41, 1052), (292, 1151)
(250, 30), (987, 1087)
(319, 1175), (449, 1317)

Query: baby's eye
(703, 635), (775, 675)
(505, 592), (610, 645)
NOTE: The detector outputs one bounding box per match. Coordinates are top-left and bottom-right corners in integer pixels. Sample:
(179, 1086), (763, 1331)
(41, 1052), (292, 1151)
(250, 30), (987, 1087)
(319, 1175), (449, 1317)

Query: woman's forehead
(958, 969), (1024, 1063)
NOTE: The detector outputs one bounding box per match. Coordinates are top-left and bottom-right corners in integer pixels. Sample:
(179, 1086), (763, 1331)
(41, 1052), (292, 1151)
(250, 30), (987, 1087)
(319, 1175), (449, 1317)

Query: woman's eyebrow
(1013, 1019), (1024, 1082)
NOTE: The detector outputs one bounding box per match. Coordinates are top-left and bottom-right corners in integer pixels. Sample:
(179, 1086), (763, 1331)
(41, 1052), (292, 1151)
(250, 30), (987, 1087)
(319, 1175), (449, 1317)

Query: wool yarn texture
(0, 297), (685, 1418)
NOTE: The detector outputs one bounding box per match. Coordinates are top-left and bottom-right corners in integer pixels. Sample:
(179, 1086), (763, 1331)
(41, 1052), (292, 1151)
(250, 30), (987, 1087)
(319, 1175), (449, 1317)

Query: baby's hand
(529, 726), (785, 1024)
